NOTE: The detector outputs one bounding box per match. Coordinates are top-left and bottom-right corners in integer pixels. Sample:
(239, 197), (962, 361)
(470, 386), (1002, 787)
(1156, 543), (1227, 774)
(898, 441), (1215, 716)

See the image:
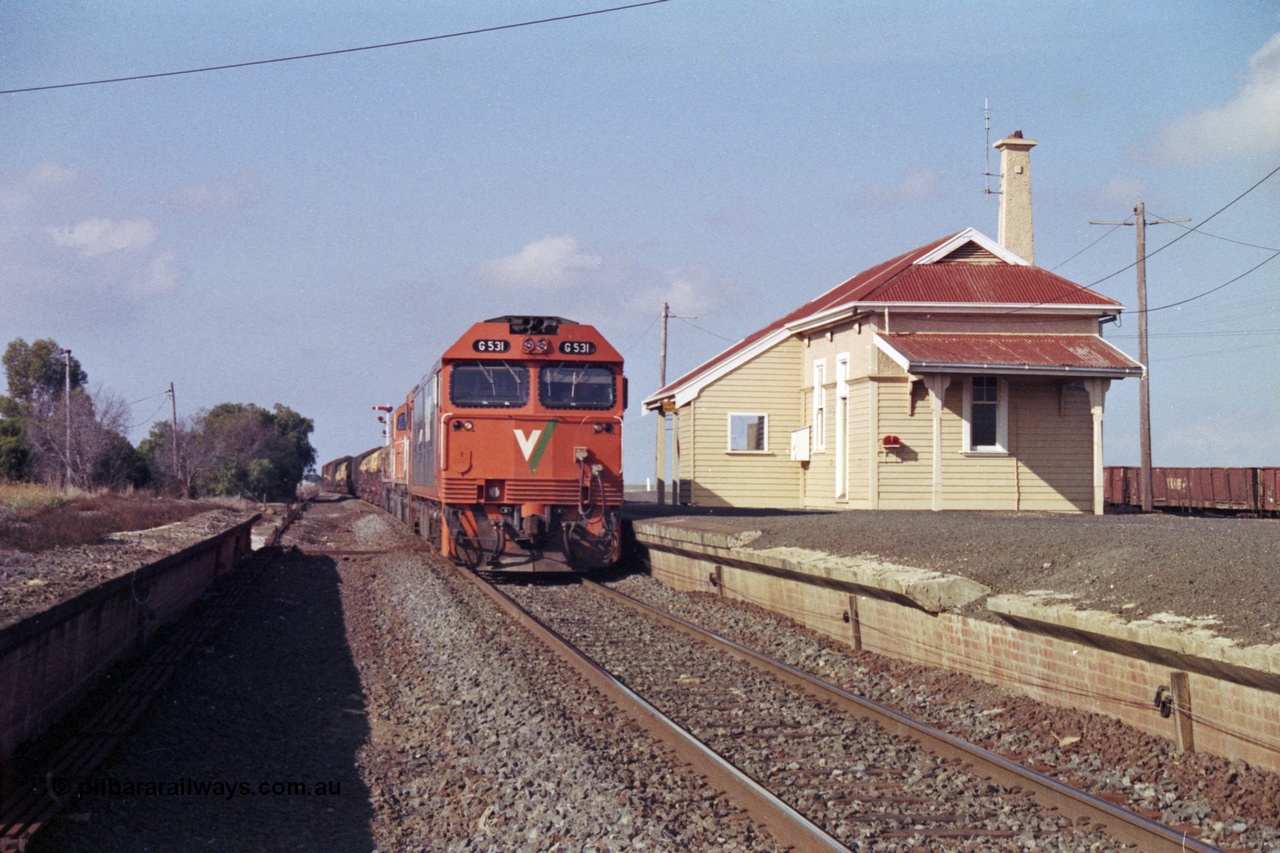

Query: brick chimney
(994, 131), (1037, 264)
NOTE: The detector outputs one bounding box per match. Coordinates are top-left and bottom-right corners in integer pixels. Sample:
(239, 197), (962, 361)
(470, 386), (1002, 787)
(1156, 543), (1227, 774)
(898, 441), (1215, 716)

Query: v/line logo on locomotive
(324, 316), (625, 574)
(514, 422), (557, 473)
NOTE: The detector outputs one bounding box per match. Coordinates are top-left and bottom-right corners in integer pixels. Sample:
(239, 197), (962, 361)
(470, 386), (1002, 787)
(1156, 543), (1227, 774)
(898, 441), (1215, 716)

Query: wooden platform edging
(633, 527), (1280, 776)
(0, 516), (259, 766)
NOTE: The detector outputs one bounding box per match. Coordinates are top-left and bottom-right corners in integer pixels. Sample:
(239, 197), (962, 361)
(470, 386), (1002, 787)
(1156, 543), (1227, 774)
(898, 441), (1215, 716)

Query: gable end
(938, 241), (1001, 265)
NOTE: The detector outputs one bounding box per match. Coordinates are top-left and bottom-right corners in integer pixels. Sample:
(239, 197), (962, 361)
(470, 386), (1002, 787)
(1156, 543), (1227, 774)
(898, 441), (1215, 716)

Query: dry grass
(0, 489), (223, 552)
(0, 481), (74, 513)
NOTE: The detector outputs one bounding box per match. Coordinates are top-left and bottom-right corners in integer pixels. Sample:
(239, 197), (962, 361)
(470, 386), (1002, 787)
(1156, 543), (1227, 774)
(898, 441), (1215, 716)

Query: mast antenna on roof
(983, 98), (1001, 196)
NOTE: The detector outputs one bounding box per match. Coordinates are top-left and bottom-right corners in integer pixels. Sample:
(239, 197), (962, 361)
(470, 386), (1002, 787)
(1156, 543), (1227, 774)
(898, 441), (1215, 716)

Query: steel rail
(586, 579), (1221, 853)
(461, 571), (851, 852)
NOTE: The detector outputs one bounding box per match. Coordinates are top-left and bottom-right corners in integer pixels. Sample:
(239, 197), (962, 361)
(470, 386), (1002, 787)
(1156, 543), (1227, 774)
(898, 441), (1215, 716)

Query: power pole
(170, 382), (179, 483)
(1091, 203), (1190, 512)
(1134, 204), (1152, 513)
(656, 302), (669, 505)
(63, 349), (72, 488)
(654, 302), (697, 506)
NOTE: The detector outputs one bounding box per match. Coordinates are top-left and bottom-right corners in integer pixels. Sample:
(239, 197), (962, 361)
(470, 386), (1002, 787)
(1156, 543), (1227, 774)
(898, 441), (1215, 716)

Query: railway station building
(642, 134), (1143, 514)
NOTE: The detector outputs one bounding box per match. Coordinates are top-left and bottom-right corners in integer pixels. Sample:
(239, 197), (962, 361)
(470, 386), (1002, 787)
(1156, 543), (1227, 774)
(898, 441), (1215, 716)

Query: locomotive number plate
(558, 341), (596, 355)
(472, 339), (511, 353)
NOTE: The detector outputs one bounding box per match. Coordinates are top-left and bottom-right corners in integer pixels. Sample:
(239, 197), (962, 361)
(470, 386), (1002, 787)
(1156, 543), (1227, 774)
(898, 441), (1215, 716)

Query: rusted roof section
(646, 235), (955, 403)
(865, 264), (1120, 306)
(643, 229), (1127, 406)
(877, 333), (1143, 376)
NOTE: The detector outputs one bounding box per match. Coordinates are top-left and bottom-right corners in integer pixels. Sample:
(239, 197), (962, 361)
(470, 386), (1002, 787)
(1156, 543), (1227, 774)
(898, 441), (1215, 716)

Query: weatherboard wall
(681, 337), (804, 508)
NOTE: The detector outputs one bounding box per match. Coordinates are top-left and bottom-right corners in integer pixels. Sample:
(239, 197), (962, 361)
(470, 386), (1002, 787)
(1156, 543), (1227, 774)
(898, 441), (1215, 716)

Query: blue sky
(3, 1), (1278, 482)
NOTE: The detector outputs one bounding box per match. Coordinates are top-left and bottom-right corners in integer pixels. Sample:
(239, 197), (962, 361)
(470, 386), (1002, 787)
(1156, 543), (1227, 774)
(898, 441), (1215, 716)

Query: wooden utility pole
(1134, 204), (1152, 512)
(656, 302), (669, 505)
(63, 349), (72, 488)
(170, 382), (179, 482)
(1090, 204), (1189, 512)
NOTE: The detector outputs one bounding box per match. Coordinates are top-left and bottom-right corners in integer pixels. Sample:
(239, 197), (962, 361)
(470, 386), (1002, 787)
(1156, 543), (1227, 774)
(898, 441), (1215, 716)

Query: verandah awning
(875, 333), (1143, 379)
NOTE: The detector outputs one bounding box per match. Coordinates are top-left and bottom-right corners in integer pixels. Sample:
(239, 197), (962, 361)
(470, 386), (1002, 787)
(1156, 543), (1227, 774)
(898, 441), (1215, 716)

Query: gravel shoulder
(626, 505), (1280, 647)
(0, 507), (261, 630)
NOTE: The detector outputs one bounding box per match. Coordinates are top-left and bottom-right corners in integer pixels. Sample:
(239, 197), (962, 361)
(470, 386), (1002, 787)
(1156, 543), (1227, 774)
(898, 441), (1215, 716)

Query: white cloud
(0, 163), (179, 324)
(849, 166), (940, 209)
(49, 218), (158, 257)
(646, 264), (730, 318)
(1092, 176), (1149, 209)
(1152, 32), (1280, 163)
(468, 234), (735, 330)
(472, 234), (601, 289)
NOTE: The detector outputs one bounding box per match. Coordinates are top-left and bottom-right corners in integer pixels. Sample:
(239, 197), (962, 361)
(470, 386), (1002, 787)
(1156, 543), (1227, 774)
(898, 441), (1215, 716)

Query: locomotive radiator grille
(440, 478), (623, 505)
(504, 479), (624, 504)
(441, 478), (482, 503)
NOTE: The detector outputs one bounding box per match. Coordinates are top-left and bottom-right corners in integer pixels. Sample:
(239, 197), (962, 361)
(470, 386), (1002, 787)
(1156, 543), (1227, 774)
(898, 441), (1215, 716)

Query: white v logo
(514, 429), (542, 461)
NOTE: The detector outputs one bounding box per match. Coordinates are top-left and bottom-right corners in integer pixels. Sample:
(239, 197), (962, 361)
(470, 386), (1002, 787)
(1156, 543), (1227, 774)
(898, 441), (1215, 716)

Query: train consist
(1104, 466), (1280, 515)
(325, 316), (625, 572)
(320, 446), (385, 503)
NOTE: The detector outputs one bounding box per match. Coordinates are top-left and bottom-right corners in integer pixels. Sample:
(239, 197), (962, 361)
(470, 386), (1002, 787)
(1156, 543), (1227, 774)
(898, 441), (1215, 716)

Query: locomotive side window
(538, 364), (615, 409)
(450, 361), (529, 408)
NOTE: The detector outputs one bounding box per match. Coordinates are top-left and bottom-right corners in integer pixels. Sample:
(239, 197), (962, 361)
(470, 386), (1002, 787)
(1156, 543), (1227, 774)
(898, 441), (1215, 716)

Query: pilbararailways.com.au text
(53, 776), (342, 800)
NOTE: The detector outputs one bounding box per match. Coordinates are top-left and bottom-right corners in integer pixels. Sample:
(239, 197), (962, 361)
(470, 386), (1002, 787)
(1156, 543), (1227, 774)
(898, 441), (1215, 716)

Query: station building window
(728, 412), (768, 453)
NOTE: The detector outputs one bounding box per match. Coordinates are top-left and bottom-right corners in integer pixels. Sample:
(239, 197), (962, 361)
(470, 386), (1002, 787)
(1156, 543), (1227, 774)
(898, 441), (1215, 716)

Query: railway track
(468, 572), (1220, 852)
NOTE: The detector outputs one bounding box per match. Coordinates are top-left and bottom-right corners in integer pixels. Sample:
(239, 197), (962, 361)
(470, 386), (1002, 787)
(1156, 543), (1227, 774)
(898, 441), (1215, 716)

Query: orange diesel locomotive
(382, 316), (624, 571)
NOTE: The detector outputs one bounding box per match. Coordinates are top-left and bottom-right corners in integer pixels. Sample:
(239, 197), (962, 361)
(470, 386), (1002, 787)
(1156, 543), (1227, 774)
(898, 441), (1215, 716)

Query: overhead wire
(1146, 249), (1280, 314)
(127, 396), (173, 431)
(993, 162), (1280, 315)
(620, 314), (660, 356)
(0, 1), (670, 96)
(676, 317), (735, 342)
(1047, 221), (1127, 272)
(1145, 213), (1280, 253)
(125, 389), (171, 407)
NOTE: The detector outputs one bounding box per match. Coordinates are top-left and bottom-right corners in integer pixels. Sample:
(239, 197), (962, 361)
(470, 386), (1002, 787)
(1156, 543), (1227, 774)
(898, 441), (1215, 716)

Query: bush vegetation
(0, 489), (224, 552)
(0, 337), (316, 503)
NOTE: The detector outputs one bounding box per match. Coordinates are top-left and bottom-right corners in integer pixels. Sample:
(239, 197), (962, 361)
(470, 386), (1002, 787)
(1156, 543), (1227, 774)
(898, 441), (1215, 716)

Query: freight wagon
(1104, 466), (1280, 515)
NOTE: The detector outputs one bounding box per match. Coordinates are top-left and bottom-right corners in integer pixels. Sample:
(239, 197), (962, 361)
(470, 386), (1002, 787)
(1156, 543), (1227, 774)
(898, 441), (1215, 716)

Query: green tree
(144, 402), (316, 501)
(1, 338), (87, 415)
(0, 419), (27, 480)
(1, 337), (142, 489)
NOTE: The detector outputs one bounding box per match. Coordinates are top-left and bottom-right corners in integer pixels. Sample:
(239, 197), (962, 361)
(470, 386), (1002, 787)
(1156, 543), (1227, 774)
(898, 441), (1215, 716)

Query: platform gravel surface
(0, 507), (260, 630)
(627, 506), (1280, 648)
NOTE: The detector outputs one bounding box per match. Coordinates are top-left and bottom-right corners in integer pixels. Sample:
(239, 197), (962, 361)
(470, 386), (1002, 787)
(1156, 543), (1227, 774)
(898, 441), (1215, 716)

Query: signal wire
(992, 162), (1280, 315)
(0, 1), (671, 96)
(1048, 221), (1127, 272)
(676, 316), (735, 342)
(1146, 249), (1280, 314)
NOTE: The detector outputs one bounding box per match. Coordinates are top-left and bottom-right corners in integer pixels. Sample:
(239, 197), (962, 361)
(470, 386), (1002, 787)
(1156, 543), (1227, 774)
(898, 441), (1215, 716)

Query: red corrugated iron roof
(644, 230), (1128, 405)
(867, 264), (1119, 306)
(877, 333), (1143, 376)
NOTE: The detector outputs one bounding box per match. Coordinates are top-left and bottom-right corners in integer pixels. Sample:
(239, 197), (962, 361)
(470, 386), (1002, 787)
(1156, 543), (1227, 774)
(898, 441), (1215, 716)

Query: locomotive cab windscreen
(538, 364), (616, 409)
(450, 361), (530, 408)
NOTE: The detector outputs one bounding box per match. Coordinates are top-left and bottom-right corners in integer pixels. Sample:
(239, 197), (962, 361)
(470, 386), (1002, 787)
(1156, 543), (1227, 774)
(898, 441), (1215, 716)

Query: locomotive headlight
(488, 484), (501, 499)
(522, 337), (550, 354)
(463, 421), (474, 431)
(592, 423), (615, 434)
